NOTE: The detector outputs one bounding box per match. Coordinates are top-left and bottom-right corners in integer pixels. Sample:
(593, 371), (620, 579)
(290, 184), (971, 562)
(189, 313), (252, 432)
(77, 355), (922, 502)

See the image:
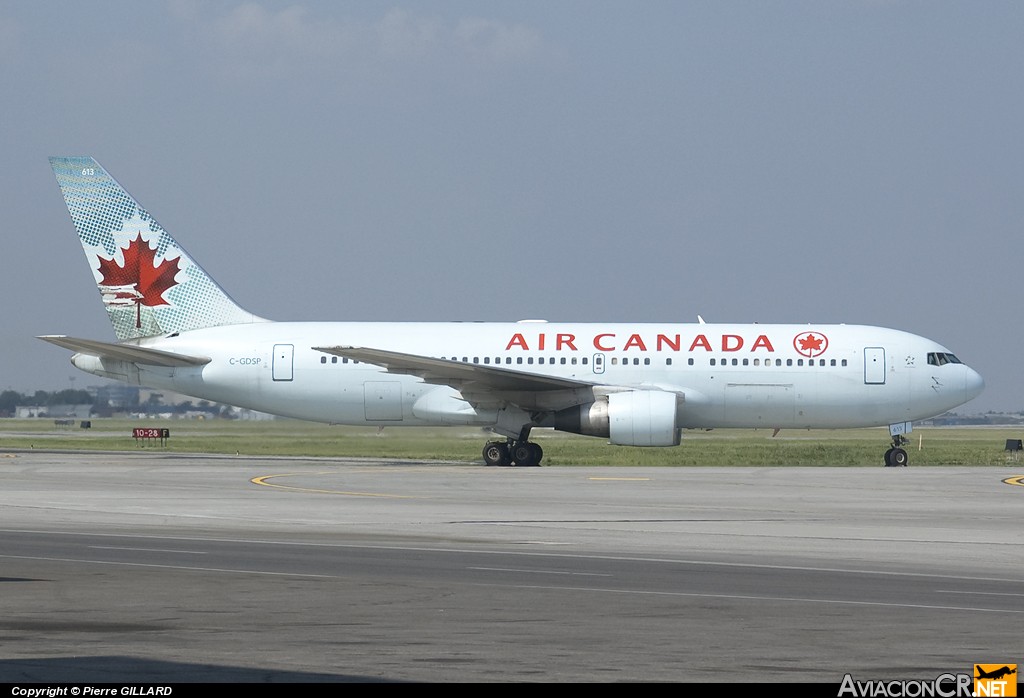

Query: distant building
(88, 384), (139, 409)
(15, 404), (91, 419)
(233, 408), (276, 421)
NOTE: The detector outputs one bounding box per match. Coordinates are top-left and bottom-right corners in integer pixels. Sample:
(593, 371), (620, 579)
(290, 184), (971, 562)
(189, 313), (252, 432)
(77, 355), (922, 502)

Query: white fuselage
(70, 321), (984, 431)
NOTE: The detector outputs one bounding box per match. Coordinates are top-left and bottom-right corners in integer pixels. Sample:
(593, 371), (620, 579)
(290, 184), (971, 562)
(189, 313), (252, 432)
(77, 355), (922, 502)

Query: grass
(1, 418), (1020, 466)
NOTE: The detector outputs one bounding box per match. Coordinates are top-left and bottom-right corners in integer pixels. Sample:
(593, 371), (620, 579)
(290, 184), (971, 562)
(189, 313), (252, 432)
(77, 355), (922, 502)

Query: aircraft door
(272, 344), (294, 381)
(593, 353), (605, 375)
(864, 347), (885, 385)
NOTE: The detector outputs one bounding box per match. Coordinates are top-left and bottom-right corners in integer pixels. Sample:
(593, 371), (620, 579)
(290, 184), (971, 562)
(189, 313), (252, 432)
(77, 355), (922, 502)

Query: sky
(1, 1), (1022, 413)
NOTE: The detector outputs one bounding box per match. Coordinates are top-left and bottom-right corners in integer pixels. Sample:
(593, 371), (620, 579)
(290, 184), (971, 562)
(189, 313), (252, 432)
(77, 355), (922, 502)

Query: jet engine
(553, 390), (680, 446)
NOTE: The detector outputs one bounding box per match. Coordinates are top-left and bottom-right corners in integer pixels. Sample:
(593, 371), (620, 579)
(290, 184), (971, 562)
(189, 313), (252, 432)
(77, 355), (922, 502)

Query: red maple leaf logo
(799, 334), (823, 353)
(793, 331), (828, 357)
(96, 234), (181, 327)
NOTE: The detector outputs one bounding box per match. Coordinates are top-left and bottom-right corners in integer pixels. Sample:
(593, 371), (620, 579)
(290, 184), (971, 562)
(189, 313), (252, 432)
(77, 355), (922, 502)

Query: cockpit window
(927, 352), (963, 366)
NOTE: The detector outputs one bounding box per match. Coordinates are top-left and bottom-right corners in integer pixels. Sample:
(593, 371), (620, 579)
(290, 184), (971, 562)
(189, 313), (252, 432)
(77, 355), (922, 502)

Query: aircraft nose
(964, 366), (985, 401)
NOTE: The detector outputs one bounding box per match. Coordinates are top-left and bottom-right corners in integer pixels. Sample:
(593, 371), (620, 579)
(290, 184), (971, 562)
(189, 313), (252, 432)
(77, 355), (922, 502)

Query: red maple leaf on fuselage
(96, 233), (180, 308)
(798, 334), (824, 353)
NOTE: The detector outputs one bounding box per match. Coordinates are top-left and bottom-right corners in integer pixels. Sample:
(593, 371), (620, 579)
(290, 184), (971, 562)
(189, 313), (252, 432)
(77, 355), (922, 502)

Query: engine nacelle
(553, 390), (681, 447)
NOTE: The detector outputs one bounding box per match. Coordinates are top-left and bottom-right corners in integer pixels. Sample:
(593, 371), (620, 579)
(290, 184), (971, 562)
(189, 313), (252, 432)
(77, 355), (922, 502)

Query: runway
(0, 450), (1021, 683)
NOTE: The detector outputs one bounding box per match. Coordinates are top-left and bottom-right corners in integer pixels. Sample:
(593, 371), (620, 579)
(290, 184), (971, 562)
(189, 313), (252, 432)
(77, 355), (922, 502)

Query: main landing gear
(482, 427), (544, 467)
(884, 435), (909, 467)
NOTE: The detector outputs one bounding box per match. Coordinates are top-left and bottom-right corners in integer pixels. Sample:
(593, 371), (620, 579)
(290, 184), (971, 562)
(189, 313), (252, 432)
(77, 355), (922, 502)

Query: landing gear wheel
(529, 443), (543, 466)
(509, 442), (543, 466)
(511, 442), (536, 466)
(884, 435), (910, 467)
(483, 442), (510, 467)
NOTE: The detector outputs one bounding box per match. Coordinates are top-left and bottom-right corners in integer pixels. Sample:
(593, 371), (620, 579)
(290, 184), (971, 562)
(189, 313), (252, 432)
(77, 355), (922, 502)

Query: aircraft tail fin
(49, 156), (266, 340)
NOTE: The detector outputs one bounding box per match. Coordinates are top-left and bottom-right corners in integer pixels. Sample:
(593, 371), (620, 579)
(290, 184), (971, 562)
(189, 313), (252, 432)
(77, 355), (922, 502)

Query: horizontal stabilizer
(38, 335), (211, 367)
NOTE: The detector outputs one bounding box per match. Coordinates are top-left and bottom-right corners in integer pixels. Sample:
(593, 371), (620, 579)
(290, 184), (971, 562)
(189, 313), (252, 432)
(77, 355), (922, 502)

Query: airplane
(41, 156), (985, 467)
(975, 666), (1017, 681)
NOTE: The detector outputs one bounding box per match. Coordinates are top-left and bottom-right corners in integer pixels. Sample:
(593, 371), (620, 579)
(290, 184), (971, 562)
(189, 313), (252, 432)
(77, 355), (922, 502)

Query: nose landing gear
(884, 435), (909, 467)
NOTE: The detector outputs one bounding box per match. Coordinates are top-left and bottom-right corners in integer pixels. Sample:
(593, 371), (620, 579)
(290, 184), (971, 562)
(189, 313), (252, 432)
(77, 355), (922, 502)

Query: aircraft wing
(39, 335), (212, 367)
(313, 345), (596, 392)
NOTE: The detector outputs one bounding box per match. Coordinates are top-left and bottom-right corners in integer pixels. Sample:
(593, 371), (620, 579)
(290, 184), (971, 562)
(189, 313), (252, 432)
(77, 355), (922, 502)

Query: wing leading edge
(313, 345), (596, 393)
